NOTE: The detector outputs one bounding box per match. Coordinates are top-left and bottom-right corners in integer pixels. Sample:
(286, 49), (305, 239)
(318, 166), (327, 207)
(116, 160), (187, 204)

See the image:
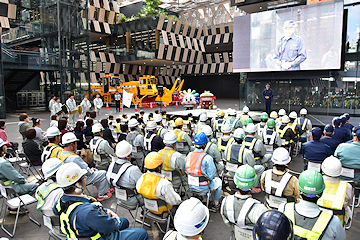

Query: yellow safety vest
(159, 148), (176, 171)
(173, 129), (185, 142)
(55, 198), (102, 240)
(240, 115), (249, 124)
(217, 137), (234, 152)
(57, 152), (77, 162)
(284, 202), (332, 240)
(157, 127), (163, 136)
(138, 172), (173, 214)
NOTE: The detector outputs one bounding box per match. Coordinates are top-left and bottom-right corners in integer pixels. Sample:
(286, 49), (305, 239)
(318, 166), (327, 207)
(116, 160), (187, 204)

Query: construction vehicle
(91, 75), (184, 108)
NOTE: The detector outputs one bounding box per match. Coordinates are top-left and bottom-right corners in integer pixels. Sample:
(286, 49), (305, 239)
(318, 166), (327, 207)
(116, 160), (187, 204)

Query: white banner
(123, 90), (133, 108)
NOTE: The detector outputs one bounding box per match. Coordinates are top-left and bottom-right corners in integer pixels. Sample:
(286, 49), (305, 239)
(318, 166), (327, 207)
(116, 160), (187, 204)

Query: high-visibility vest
(55, 198), (102, 240)
(284, 202), (332, 240)
(240, 115), (249, 124)
(160, 148), (176, 171)
(204, 142), (213, 153)
(226, 144), (246, 164)
(317, 180), (347, 224)
(185, 152), (207, 177)
(243, 137), (260, 160)
(215, 119), (225, 132)
(106, 161), (133, 187)
(218, 137), (234, 152)
(138, 172), (173, 214)
(41, 145), (57, 162)
(173, 129), (185, 142)
(296, 117), (309, 132)
(156, 127), (163, 136)
(57, 151), (76, 162)
(195, 122), (206, 135)
(90, 138), (105, 162)
(144, 133), (156, 151)
(35, 182), (59, 215)
(264, 170), (292, 209)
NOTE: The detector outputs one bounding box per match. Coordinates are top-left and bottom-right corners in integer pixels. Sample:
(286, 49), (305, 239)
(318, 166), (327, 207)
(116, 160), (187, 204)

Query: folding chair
(221, 159), (240, 194)
(114, 187), (146, 228)
(0, 184), (41, 237)
(345, 182), (355, 230)
(185, 175), (215, 213)
(20, 153), (45, 182)
(44, 216), (67, 240)
(141, 197), (173, 234)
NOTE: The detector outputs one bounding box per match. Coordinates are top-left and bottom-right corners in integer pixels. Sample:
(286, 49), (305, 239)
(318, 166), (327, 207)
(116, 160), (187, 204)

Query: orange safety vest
(185, 152), (207, 176)
(138, 172), (173, 214)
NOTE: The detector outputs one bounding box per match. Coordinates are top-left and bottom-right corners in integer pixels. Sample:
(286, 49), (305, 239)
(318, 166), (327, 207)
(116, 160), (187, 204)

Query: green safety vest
(55, 199), (103, 240)
(284, 202), (332, 240)
(36, 182), (60, 215)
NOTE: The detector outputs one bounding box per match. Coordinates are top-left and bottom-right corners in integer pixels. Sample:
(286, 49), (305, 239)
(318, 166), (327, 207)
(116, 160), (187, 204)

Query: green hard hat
(267, 119), (276, 129)
(233, 164), (257, 190)
(297, 169), (325, 195)
(260, 112), (269, 120)
(243, 118), (253, 126)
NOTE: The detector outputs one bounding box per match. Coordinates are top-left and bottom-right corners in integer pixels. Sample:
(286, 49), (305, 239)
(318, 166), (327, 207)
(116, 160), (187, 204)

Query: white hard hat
(233, 128), (245, 139)
(153, 114), (162, 123)
(300, 108), (307, 115)
(42, 158), (64, 179)
(174, 197), (209, 236)
(0, 139), (8, 148)
(163, 132), (178, 144)
(226, 108), (233, 115)
(56, 162), (87, 188)
(201, 125), (212, 136)
(128, 119), (139, 128)
(245, 123), (257, 133)
(281, 115), (290, 124)
(271, 147), (291, 165)
(289, 111), (297, 119)
(199, 113), (208, 122)
(321, 156), (343, 177)
(92, 123), (104, 133)
(229, 109), (237, 116)
(146, 121), (157, 130)
(243, 106), (250, 113)
(46, 127), (60, 137)
(61, 132), (79, 145)
(278, 109), (286, 116)
(116, 140), (132, 158)
(222, 124), (232, 133)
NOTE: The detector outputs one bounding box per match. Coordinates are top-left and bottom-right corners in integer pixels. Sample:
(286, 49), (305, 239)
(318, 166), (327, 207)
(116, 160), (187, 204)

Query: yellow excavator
(91, 75), (184, 108)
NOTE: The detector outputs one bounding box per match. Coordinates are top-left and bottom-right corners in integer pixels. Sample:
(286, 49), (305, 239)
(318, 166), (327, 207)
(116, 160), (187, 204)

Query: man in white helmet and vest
(224, 128), (264, 192)
(201, 125), (224, 173)
(217, 124), (235, 159)
(173, 118), (193, 155)
(213, 110), (226, 139)
(317, 156), (353, 226)
(279, 169), (345, 240)
(276, 115), (297, 151)
(89, 123), (115, 170)
(276, 108), (287, 127)
(221, 164), (268, 239)
(126, 118), (145, 169)
(240, 106), (251, 125)
(58, 132), (113, 201)
(163, 198), (210, 240)
(66, 94), (77, 127)
(260, 147), (299, 210)
(93, 94), (103, 121)
(35, 158), (64, 216)
(41, 127), (64, 162)
(225, 108), (242, 132)
(54, 162), (148, 240)
(296, 108), (312, 142)
(144, 121), (165, 153)
(244, 123), (272, 169)
(194, 113), (208, 135)
(153, 114), (168, 139)
(106, 140), (144, 209)
(260, 119), (282, 155)
(159, 132), (187, 192)
(255, 112), (268, 139)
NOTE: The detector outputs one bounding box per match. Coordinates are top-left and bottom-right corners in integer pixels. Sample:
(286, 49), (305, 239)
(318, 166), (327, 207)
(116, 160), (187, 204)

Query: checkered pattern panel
(0, 2), (16, 29)
(89, 0), (119, 34)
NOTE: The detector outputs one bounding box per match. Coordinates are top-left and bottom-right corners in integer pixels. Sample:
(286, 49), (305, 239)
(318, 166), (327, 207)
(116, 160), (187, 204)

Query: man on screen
(274, 20), (307, 70)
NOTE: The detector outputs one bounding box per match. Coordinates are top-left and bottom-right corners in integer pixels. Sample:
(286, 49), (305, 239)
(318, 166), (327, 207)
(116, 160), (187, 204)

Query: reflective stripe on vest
(296, 117), (309, 132)
(317, 181), (347, 211)
(225, 196), (258, 229)
(163, 231), (178, 240)
(240, 115), (249, 124)
(204, 142), (212, 153)
(173, 129), (185, 142)
(284, 202), (332, 240)
(215, 119), (225, 131)
(36, 182), (59, 214)
(226, 144), (245, 164)
(160, 148), (176, 171)
(144, 133), (156, 151)
(157, 127), (163, 136)
(89, 138), (104, 160)
(126, 131), (140, 145)
(276, 125), (291, 138)
(41, 145), (57, 162)
(106, 161), (133, 187)
(56, 199), (102, 239)
(264, 170), (292, 197)
(195, 123), (206, 135)
(58, 152), (76, 162)
(3, 180), (11, 185)
(257, 124), (266, 136)
(263, 130), (277, 145)
(218, 137), (234, 152)
(185, 152), (207, 177)
(244, 138), (257, 151)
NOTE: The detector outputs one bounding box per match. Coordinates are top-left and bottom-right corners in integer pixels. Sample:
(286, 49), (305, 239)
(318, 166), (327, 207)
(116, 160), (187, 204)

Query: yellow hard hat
(144, 152), (164, 169)
(175, 117), (184, 126)
(218, 111), (225, 117)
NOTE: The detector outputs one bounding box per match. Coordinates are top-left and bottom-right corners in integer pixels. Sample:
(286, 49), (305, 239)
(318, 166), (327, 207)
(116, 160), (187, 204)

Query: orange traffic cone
(150, 102), (153, 110)
(106, 102), (109, 109)
(120, 102), (123, 111)
(175, 101), (179, 108)
(134, 104), (138, 111)
(164, 102), (167, 108)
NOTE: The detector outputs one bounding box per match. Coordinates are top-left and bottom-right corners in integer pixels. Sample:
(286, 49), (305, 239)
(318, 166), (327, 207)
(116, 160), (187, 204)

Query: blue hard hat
(194, 132), (209, 145)
(340, 115), (347, 124)
(312, 127), (323, 140)
(356, 130), (360, 139)
(324, 124), (334, 133)
(253, 210), (293, 240)
(352, 126), (360, 133)
(344, 113), (350, 120)
(332, 117), (341, 125)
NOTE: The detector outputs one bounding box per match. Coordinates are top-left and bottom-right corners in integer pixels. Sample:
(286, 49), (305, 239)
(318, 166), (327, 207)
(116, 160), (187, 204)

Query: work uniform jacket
(261, 128), (282, 154)
(126, 129), (144, 160)
(302, 140), (332, 163)
(90, 136), (115, 170)
(295, 117), (312, 141)
(225, 116), (242, 132)
(335, 141), (360, 182)
(224, 142), (256, 170)
(66, 98), (77, 113)
(204, 141), (224, 172)
(320, 136), (340, 154)
(173, 128), (193, 154)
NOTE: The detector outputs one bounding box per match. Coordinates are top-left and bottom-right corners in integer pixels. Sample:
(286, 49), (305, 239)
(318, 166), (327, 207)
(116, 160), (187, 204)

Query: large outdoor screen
(233, 0), (344, 72)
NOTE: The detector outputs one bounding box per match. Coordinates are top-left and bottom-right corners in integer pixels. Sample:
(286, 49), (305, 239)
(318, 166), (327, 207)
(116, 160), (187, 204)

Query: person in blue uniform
(340, 115), (352, 141)
(320, 124), (340, 154)
(343, 113), (354, 131)
(332, 117), (349, 143)
(262, 83), (274, 115)
(274, 20), (307, 71)
(302, 128), (332, 170)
